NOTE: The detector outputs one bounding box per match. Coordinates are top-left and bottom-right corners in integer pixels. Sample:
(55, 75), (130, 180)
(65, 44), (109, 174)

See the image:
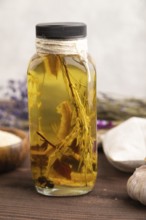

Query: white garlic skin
(102, 117), (146, 172)
(127, 165), (146, 205)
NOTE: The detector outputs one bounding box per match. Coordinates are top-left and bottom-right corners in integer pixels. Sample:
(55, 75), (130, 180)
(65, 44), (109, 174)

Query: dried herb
(53, 159), (71, 179)
(36, 131), (56, 149)
(45, 54), (60, 78)
(40, 141), (48, 151)
(56, 101), (72, 139)
(62, 155), (81, 171)
(60, 56), (95, 175)
(98, 93), (146, 120)
(29, 54), (96, 188)
(37, 176), (54, 188)
(31, 154), (48, 171)
(0, 79), (28, 129)
(70, 139), (79, 154)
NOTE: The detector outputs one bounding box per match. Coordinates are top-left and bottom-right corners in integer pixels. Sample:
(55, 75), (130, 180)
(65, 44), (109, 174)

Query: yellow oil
(27, 53), (97, 195)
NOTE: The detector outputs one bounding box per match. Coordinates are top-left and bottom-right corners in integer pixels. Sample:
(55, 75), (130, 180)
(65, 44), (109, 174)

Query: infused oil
(27, 23), (97, 196)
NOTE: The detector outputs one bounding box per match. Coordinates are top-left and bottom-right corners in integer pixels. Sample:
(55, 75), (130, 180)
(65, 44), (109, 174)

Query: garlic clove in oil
(102, 117), (146, 172)
(127, 165), (146, 205)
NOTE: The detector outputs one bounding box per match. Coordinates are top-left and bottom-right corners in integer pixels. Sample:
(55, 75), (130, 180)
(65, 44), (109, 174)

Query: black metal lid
(36, 22), (87, 39)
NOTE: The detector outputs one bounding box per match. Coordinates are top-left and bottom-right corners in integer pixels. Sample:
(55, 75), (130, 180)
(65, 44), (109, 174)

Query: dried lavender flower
(0, 78), (28, 129)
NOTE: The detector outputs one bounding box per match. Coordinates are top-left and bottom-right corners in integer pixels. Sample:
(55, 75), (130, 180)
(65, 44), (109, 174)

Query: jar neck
(36, 38), (87, 56)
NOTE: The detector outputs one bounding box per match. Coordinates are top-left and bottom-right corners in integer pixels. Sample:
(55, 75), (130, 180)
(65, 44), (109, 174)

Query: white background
(0, 0), (146, 98)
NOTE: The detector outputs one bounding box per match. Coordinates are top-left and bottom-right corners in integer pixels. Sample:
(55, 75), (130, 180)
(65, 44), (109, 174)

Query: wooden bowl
(0, 127), (29, 173)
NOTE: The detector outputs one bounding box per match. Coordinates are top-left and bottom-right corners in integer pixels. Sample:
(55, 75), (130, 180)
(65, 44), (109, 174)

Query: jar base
(36, 185), (93, 197)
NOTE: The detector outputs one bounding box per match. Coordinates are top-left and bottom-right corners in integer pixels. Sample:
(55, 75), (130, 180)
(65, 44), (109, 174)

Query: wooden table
(0, 151), (146, 220)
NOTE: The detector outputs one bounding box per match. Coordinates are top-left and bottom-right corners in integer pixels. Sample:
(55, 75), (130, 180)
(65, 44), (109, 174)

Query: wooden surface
(0, 151), (146, 220)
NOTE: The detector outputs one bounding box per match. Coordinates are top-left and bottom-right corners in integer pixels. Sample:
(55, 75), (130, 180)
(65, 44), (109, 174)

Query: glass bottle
(27, 22), (97, 196)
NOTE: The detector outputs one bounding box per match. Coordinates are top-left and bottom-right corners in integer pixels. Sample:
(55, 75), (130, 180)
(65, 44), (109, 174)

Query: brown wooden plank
(0, 152), (145, 220)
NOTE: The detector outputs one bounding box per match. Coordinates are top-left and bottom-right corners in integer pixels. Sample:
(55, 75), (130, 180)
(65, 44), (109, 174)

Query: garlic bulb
(127, 165), (146, 205)
(102, 117), (146, 172)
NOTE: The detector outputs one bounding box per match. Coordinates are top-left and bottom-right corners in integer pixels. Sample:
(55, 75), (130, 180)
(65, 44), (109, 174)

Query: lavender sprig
(97, 120), (113, 130)
(0, 78), (28, 129)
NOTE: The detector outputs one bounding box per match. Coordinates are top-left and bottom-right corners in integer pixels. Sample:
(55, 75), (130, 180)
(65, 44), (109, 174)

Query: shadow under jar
(27, 22), (97, 196)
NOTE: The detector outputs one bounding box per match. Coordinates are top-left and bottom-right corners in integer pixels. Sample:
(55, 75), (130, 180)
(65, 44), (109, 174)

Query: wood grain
(0, 152), (145, 220)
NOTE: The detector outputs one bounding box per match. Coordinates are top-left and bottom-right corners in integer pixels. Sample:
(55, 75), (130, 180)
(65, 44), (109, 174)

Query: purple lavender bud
(97, 120), (113, 129)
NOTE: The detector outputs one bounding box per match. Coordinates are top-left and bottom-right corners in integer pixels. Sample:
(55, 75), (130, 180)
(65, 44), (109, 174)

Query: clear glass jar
(27, 22), (97, 196)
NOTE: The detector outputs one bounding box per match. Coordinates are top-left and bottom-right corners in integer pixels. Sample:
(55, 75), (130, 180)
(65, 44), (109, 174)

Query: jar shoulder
(87, 53), (96, 73)
(27, 53), (44, 71)
(28, 53), (96, 75)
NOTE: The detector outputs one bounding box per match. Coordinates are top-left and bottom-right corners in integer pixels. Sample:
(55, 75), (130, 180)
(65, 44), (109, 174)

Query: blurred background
(0, 0), (146, 98)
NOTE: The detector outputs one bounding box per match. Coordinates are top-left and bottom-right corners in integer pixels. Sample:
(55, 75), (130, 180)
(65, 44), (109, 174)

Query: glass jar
(27, 22), (97, 196)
